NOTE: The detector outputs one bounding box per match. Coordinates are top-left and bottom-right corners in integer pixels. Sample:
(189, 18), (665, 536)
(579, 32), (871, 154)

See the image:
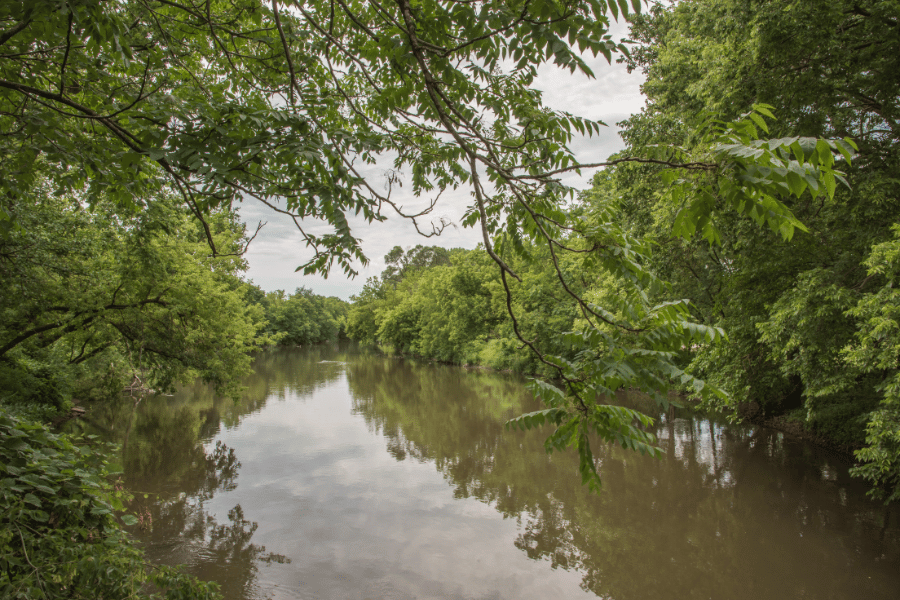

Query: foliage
(3, 0), (894, 499)
(626, 0), (899, 158)
(0, 410), (221, 599)
(610, 0), (900, 499)
(381, 245), (452, 288)
(844, 228), (900, 503)
(346, 243), (577, 374)
(496, 105), (849, 490)
(0, 0), (628, 275)
(247, 286), (348, 346)
(0, 189), (269, 409)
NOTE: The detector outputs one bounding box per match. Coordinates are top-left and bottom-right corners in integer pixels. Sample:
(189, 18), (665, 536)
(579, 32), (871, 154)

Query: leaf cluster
(0, 410), (221, 599)
(608, 0), (900, 500)
(0, 188), (267, 407)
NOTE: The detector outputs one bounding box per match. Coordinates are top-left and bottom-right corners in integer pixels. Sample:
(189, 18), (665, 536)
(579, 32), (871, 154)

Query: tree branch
(0, 19), (31, 48)
(271, 0), (300, 104)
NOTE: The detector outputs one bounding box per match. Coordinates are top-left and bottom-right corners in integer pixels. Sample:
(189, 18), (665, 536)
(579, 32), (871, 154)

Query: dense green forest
(0, 189), (347, 420)
(1, 0), (897, 597)
(347, 244), (580, 377)
(248, 286), (348, 348)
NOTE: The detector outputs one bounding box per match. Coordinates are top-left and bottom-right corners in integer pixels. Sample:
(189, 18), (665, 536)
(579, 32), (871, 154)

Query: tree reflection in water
(347, 354), (900, 600)
(66, 345), (898, 600)
(65, 348), (345, 600)
(128, 437), (289, 600)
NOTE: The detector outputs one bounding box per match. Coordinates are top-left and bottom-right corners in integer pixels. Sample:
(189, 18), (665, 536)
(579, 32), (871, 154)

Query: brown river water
(70, 344), (900, 600)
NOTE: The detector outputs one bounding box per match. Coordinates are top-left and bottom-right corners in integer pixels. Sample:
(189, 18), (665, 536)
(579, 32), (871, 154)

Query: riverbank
(755, 413), (861, 459)
(371, 343), (865, 464)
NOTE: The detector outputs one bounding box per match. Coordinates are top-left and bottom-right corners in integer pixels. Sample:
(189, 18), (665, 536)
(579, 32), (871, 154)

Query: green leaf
(786, 169), (807, 198)
(30, 510), (50, 522)
(834, 139), (856, 163)
(506, 408), (566, 431)
(752, 103), (776, 119)
(823, 171), (836, 199)
(815, 139), (834, 167)
(748, 112), (769, 134)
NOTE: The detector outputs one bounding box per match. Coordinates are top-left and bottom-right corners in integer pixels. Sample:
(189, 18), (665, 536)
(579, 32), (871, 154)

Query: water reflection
(72, 345), (899, 600)
(68, 347), (352, 600)
(347, 355), (900, 600)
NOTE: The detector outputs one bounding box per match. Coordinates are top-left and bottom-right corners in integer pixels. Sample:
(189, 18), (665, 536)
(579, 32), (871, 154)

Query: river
(71, 344), (900, 600)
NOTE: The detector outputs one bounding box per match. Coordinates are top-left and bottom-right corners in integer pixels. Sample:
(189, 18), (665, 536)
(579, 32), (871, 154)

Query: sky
(238, 19), (647, 300)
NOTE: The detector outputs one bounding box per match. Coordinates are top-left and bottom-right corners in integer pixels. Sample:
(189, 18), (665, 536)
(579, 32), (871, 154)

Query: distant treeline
(247, 285), (348, 347)
(345, 243), (583, 379)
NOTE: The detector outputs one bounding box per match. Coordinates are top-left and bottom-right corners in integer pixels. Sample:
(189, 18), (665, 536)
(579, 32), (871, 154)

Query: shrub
(0, 410), (221, 600)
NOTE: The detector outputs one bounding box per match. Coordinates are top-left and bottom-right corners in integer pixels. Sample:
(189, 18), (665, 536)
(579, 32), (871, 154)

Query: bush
(0, 355), (72, 414)
(0, 410), (221, 600)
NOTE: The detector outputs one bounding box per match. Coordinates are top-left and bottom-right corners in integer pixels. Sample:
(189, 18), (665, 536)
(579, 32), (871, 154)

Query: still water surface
(76, 344), (899, 599)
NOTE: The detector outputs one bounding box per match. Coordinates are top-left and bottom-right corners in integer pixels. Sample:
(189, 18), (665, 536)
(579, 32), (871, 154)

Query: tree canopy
(610, 0), (900, 501)
(1, 0), (864, 493)
(0, 189), (267, 411)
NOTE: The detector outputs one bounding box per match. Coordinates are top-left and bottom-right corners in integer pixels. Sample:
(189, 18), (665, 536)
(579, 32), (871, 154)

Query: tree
(626, 0), (899, 155)
(0, 188), (268, 406)
(346, 243), (581, 373)
(609, 0), (900, 499)
(258, 286), (348, 345)
(381, 245), (452, 287)
(1, 0), (853, 491)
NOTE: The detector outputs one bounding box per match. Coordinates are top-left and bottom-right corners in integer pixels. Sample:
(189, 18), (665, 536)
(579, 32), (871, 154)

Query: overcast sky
(239, 19), (647, 300)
